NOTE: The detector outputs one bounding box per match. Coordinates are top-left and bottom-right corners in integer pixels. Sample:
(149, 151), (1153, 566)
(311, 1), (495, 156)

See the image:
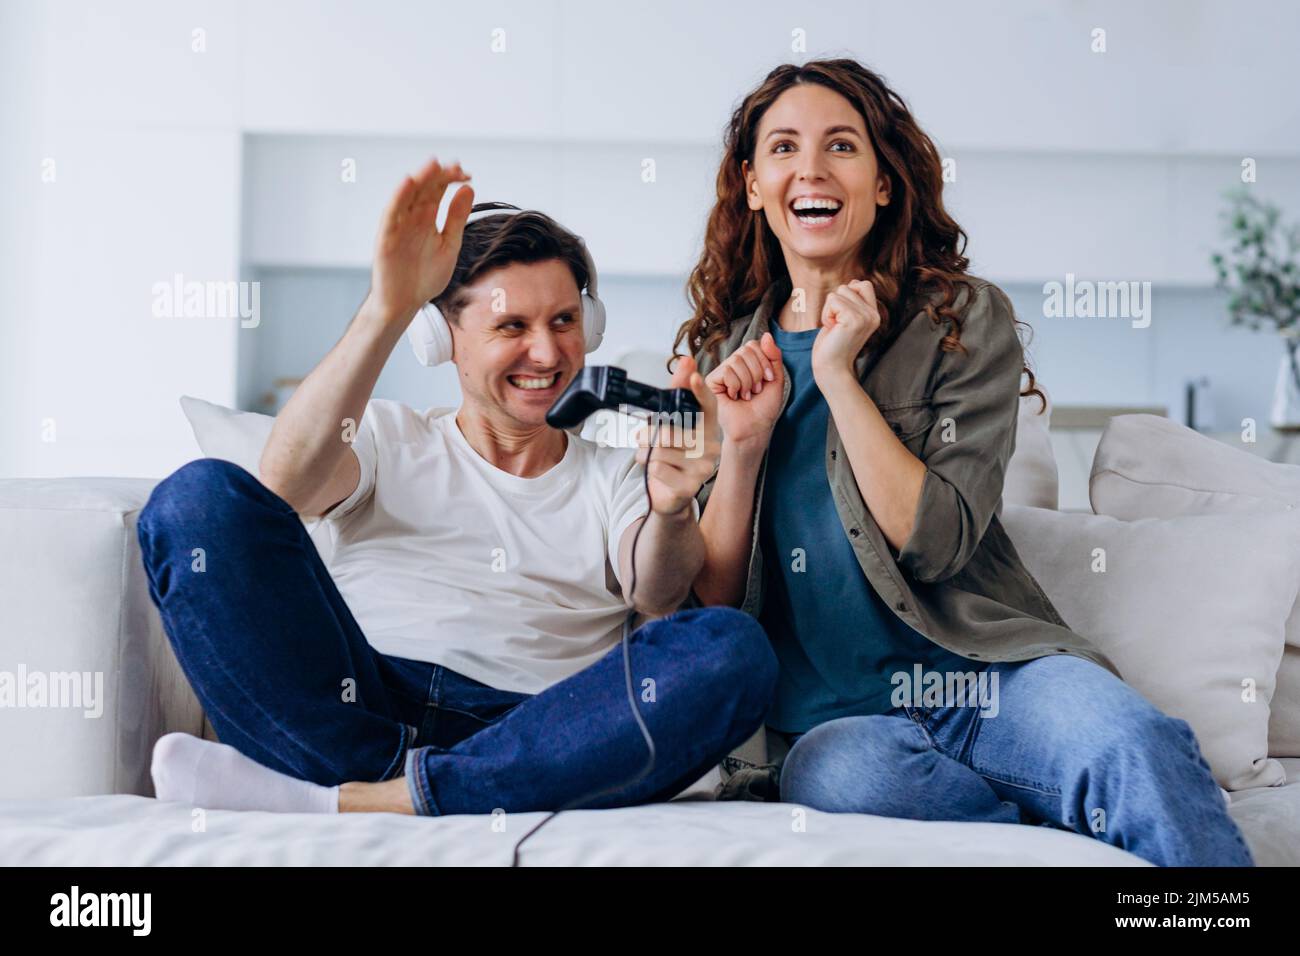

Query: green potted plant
(1211, 189), (1300, 431)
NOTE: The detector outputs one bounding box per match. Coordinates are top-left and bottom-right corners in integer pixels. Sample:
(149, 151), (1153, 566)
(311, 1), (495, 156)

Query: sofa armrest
(0, 478), (204, 798)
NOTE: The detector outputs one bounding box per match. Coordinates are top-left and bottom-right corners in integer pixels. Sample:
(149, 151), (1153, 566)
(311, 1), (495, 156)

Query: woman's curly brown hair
(671, 58), (1046, 411)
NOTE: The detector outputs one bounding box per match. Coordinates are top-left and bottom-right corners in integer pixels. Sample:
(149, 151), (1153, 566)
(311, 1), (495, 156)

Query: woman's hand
(812, 279), (881, 386)
(704, 333), (785, 453)
(366, 158), (474, 325)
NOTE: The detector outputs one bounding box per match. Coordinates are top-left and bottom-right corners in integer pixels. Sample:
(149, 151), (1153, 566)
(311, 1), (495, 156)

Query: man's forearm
(626, 506), (705, 617)
(259, 298), (408, 509)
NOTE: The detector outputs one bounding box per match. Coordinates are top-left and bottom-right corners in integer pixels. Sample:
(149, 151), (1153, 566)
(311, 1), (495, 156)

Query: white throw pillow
(1002, 503), (1300, 791)
(1089, 413), (1300, 757)
(1090, 414), (1300, 526)
(178, 395), (336, 563)
(178, 396), (276, 475)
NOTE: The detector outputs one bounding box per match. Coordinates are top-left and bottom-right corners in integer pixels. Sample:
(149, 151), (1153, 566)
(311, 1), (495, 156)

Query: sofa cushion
(1089, 413), (1300, 644)
(1090, 413), (1300, 756)
(1226, 757), (1300, 866)
(0, 793), (1149, 865)
(0, 479), (203, 798)
(1002, 503), (1300, 791)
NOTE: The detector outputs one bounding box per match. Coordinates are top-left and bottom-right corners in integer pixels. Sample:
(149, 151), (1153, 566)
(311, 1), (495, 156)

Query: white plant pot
(1270, 344), (1300, 431)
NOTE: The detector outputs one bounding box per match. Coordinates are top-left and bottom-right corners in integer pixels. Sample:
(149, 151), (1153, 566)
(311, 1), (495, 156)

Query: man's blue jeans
(776, 655), (1256, 866)
(136, 458), (778, 816)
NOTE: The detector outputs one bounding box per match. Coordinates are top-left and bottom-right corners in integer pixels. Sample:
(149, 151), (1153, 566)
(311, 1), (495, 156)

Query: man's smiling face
(449, 258), (587, 429)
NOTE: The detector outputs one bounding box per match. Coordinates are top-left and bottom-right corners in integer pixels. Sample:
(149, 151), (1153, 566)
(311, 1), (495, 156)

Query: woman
(673, 59), (1252, 866)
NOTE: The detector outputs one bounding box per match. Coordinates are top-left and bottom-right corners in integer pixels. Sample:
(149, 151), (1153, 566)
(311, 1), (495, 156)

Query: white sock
(151, 732), (339, 814)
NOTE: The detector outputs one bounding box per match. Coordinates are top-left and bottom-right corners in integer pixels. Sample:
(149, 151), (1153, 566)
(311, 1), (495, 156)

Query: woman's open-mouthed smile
(743, 82), (892, 264)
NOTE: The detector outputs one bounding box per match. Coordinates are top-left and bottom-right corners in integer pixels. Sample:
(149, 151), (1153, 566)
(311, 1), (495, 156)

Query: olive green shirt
(687, 277), (1120, 679)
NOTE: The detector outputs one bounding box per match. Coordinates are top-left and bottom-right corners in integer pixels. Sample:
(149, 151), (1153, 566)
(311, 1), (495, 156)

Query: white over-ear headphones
(406, 201), (607, 367)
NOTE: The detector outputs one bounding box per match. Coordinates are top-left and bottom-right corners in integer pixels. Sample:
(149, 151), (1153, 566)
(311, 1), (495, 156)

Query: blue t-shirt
(759, 322), (980, 733)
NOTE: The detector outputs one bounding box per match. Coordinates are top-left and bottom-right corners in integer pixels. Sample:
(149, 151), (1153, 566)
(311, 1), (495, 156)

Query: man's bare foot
(338, 777), (416, 814)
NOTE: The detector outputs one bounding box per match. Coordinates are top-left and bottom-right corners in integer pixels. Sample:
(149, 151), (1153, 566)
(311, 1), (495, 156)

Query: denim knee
(779, 715), (924, 814)
(1135, 712), (1224, 789)
(140, 458), (269, 538)
(1067, 697), (1227, 808)
(680, 606), (777, 723)
(1079, 689), (1190, 764)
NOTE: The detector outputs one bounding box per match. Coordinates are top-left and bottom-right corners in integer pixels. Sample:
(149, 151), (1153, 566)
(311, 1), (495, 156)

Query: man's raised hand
(368, 158), (474, 324)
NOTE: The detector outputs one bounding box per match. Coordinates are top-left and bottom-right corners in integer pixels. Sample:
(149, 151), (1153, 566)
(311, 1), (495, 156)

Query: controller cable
(509, 414), (665, 866)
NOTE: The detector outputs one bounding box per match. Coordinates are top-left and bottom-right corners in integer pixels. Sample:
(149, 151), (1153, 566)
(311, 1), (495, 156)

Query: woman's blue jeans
(136, 458), (778, 816)
(776, 655), (1256, 866)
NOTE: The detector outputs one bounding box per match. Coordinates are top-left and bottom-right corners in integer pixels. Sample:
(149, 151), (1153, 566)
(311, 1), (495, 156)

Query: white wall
(3, 0), (1299, 477)
(232, 0), (1300, 155)
(1, 0), (242, 478)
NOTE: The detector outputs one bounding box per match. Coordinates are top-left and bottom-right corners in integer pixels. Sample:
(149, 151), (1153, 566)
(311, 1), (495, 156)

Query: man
(140, 158), (776, 816)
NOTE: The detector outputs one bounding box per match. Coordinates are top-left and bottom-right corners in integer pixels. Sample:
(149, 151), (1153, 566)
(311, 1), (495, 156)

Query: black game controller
(545, 366), (701, 429)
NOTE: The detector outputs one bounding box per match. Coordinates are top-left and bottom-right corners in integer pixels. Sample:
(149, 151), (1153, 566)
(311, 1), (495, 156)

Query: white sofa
(2, 399), (1299, 866)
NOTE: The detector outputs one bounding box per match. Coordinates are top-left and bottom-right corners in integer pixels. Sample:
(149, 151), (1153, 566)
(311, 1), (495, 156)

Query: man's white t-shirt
(323, 399), (695, 694)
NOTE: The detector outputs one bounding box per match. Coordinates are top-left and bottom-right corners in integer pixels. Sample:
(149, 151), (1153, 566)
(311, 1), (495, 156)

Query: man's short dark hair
(433, 208), (590, 326)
